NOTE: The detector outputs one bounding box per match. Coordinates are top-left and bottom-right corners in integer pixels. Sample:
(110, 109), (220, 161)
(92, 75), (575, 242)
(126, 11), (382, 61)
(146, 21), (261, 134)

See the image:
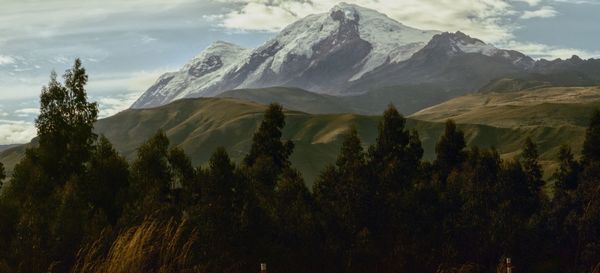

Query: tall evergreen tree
(553, 145), (581, 191)
(434, 120), (466, 182)
(244, 103), (294, 170)
(0, 162), (5, 189)
(244, 103), (294, 196)
(521, 137), (544, 203)
(582, 109), (600, 165)
(369, 105), (421, 192)
(314, 128), (375, 273)
(127, 130), (173, 219)
(85, 135), (130, 225)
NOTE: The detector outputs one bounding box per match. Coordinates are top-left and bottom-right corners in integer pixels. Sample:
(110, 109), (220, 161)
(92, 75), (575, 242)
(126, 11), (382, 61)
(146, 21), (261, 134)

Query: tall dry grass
(71, 219), (201, 273)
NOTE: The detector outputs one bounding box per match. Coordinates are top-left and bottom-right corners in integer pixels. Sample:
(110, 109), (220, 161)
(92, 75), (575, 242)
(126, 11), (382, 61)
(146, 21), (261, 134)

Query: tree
(0, 162), (5, 189)
(434, 120), (466, 182)
(368, 105), (422, 192)
(127, 130), (173, 220)
(244, 103), (294, 190)
(313, 128), (375, 272)
(553, 145), (581, 191)
(85, 135), (130, 225)
(582, 109), (600, 164)
(168, 147), (195, 207)
(195, 147), (268, 273)
(272, 169), (319, 272)
(520, 137), (544, 204)
(2, 59), (100, 272)
(36, 59), (98, 182)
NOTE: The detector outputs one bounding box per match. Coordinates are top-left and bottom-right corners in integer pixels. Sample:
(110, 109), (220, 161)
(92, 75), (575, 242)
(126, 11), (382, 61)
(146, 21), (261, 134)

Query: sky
(0, 0), (599, 144)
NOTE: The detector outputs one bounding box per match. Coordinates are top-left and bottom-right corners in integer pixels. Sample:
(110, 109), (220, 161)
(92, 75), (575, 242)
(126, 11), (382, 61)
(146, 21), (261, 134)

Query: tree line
(1, 60), (600, 273)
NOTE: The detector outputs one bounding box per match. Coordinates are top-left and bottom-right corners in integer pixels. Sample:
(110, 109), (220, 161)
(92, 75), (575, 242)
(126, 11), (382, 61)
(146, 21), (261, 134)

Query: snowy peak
(132, 4), (541, 109)
(417, 31), (535, 68)
(329, 2), (361, 22)
(130, 41), (250, 108)
(184, 41), (247, 78)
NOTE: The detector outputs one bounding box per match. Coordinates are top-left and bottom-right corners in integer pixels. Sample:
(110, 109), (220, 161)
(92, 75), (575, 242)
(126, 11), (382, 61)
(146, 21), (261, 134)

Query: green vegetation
(1, 92), (593, 185)
(2, 61), (600, 273)
(219, 84), (449, 115)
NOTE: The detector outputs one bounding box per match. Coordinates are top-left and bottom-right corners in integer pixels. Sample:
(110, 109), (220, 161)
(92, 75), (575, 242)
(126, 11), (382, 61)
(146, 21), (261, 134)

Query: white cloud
(521, 6), (559, 19)
(553, 0), (600, 4)
(222, 2), (302, 32)
(0, 120), (36, 144)
(96, 92), (143, 118)
(517, 0), (544, 6)
(14, 108), (40, 115)
(505, 41), (600, 59)
(0, 55), (15, 65)
(217, 0), (518, 43)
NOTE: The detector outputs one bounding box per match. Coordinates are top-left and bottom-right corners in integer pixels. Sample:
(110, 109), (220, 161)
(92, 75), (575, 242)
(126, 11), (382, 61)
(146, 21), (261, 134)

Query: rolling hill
(411, 86), (600, 128)
(1, 96), (592, 186)
(217, 84), (450, 115)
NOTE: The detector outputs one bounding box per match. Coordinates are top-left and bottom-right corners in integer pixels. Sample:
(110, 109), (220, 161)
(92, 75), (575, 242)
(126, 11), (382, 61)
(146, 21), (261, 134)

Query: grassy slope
(0, 97), (583, 187)
(218, 84), (449, 115)
(411, 86), (600, 128)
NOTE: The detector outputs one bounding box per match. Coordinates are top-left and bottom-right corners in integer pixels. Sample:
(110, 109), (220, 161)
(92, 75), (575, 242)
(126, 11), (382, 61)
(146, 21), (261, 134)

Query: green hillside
(218, 84), (449, 115)
(1, 96), (587, 186)
(411, 86), (600, 128)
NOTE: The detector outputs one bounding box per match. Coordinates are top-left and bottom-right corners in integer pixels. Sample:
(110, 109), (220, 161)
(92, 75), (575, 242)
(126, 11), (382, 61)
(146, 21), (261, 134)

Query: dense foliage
(1, 61), (600, 273)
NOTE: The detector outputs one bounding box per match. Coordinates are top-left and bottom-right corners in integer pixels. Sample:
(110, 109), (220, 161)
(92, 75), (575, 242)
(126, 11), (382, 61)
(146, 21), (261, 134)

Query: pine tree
(244, 103), (294, 190)
(521, 137), (544, 201)
(313, 128), (374, 272)
(168, 147), (195, 207)
(582, 109), (600, 165)
(272, 168), (319, 272)
(553, 145), (580, 191)
(368, 105), (421, 192)
(434, 120), (466, 182)
(85, 135), (130, 225)
(128, 130), (173, 219)
(244, 103), (294, 170)
(0, 162), (5, 189)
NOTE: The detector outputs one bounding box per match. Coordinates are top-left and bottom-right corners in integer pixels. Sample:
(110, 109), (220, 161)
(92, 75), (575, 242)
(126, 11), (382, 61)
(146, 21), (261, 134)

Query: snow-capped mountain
(132, 3), (537, 109)
(132, 3), (441, 108)
(341, 31), (536, 93)
(133, 41), (251, 108)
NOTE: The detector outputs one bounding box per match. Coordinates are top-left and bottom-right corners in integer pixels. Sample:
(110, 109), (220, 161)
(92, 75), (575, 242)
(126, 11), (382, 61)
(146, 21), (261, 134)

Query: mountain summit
(132, 3), (441, 108)
(132, 3), (564, 109)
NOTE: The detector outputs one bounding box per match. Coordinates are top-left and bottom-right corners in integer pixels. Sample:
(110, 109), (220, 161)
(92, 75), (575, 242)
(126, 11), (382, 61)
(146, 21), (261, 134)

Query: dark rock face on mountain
(132, 3), (599, 110)
(531, 56), (600, 81)
(343, 31), (536, 95)
(131, 3), (440, 108)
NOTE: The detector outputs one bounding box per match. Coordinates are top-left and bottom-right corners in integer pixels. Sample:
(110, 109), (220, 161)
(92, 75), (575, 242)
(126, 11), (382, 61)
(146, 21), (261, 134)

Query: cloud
(505, 41), (600, 59)
(553, 0), (600, 4)
(217, 0), (518, 43)
(517, 0), (544, 6)
(521, 6), (559, 19)
(14, 108), (40, 118)
(0, 120), (36, 144)
(0, 55), (15, 65)
(222, 2), (302, 32)
(96, 92), (143, 118)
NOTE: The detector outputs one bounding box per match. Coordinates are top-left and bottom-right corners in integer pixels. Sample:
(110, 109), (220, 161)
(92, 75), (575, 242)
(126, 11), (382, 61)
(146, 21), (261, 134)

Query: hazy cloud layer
(521, 6), (559, 19)
(216, 0), (600, 58)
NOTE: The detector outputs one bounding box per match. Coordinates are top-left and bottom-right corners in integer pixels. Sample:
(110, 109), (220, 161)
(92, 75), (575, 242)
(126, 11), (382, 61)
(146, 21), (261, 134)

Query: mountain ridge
(133, 3), (530, 108)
